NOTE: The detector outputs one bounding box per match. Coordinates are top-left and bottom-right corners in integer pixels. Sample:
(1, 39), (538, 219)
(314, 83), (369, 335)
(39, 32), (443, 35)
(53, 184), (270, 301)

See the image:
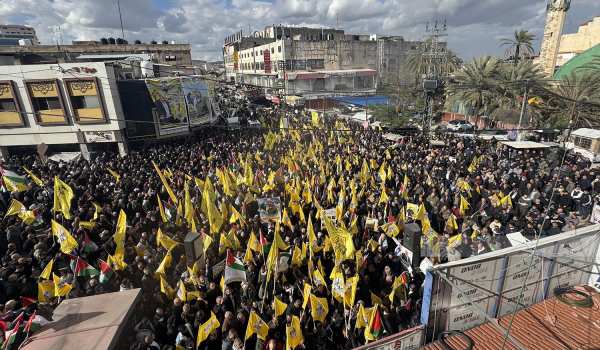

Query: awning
(499, 141), (552, 149)
(333, 95), (390, 107)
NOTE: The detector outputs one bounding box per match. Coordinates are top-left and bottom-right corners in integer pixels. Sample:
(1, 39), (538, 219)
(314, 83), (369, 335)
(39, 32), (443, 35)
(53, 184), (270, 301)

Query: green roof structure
(554, 43), (600, 79)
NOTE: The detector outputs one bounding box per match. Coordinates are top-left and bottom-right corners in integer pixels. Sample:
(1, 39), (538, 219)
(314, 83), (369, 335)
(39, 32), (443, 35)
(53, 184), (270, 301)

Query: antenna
(116, 0), (125, 40)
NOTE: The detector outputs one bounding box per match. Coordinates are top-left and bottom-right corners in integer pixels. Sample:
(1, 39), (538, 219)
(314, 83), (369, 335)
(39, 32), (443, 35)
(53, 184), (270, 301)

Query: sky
(1, 0), (600, 61)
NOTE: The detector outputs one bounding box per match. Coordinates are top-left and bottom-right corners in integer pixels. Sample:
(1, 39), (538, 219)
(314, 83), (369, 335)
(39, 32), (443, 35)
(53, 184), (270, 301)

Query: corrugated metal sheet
(572, 128), (600, 140)
(422, 286), (600, 350)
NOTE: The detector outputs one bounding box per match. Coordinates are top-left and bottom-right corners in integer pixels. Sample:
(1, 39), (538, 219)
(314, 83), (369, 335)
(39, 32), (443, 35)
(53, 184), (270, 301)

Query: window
(0, 81), (24, 127)
(65, 78), (106, 123)
(278, 46), (281, 53)
(307, 59), (324, 69)
(575, 136), (592, 150)
(271, 48), (274, 54)
(25, 80), (67, 125)
(165, 55), (177, 61)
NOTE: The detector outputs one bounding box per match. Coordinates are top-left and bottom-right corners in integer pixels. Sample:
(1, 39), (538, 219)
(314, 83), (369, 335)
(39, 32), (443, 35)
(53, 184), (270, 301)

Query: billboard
(420, 224), (600, 340)
(146, 77), (213, 136)
(181, 77), (211, 125)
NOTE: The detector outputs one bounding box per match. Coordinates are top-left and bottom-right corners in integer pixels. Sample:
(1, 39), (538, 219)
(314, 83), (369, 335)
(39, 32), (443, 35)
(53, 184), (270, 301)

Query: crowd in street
(0, 107), (599, 350)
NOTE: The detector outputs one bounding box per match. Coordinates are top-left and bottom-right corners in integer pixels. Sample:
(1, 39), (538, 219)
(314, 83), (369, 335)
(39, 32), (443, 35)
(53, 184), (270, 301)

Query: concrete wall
(0, 62), (126, 149)
(556, 16), (600, 66)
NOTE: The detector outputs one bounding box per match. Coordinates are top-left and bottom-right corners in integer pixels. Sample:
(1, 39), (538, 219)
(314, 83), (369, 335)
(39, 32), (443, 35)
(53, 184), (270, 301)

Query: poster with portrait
(181, 77), (212, 125)
(146, 78), (188, 135)
(257, 197), (282, 223)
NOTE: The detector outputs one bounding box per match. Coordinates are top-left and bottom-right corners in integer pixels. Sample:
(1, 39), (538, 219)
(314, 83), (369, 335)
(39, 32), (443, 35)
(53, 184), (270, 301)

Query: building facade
(0, 42), (192, 74)
(0, 24), (39, 46)
(0, 62), (128, 159)
(223, 26), (423, 100)
(556, 16), (600, 67)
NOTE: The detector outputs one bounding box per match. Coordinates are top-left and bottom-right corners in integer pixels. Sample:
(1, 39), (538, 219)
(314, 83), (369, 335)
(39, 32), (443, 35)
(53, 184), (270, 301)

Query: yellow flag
(53, 273), (73, 297)
(51, 220), (78, 254)
(446, 214), (459, 231)
(281, 208), (293, 230)
(274, 296), (288, 318)
(157, 228), (179, 251)
(500, 194), (513, 207)
(38, 280), (55, 303)
(40, 258), (54, 280)
(248, 231), (261, 252)
(364, 304), (381, 341)
(177, 281), (187, 302)
(313, 269), (327, 287)
(184, 181), (195, 227)
(107, 168), (121, 182)
(309, 294), (329, 322)
(286, 316), (303, 350)
(159, 275), (175, 299)
(197, 312), (220, 347)
(302, 283), (312, 310)
(4, 199), (25, 218)
(291, 246), (303, 267)
(22, 167), (44, 187)
(152, 161), (178, 204)
(330, 268), (345, 302)
(307, 216), (321, 255)
(113, 210), (127, 258)
(245, 311), (269, 341)
(53, 176), (74, 219)
(202, 233), (213, 254)
(355, 305), (375, 329)
(266, 244), (279, 282)
(311, 111), (320, 126)
(203, 184), (223, 234)
(344, 276), (359, 308)
(157, 195), (168, 223)
(156, 250), (173, 277)
(108, 253), (127, 271)
(415, 203), (427, 221)
(448, 234), (462, 248)
(460, 195), (470, 216)
(273, 229), (289, 251)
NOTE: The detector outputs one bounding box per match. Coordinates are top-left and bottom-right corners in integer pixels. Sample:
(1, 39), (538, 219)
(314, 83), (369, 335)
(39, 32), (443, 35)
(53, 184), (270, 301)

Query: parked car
(446, 120), (474, 131)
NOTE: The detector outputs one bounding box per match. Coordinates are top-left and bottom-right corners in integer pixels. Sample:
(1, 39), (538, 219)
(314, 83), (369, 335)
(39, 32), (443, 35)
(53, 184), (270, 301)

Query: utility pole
(117, 0), (125, 40)
(421, 19), (448, 134)
(516, 80), (529, 141)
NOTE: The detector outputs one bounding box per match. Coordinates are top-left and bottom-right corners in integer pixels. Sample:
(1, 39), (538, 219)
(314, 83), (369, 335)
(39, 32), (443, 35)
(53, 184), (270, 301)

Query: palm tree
(500, 30), (536, 64)
(405, 41), (462, 81)
(551, 72), (600, 127)
(447, 56), (502, 121)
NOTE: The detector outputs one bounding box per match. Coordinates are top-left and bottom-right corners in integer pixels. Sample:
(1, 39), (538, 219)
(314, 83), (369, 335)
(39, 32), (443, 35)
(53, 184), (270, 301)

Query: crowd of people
(0, 107), (598, 350)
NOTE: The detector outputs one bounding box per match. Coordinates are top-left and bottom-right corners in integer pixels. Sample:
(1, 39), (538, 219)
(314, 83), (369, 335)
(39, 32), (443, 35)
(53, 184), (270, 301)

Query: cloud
(1, 0), (599, 61)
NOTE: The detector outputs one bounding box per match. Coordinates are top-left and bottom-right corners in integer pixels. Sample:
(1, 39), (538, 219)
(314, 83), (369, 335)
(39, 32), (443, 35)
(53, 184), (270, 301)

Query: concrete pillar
(79, 143), (91, 161)
(0, 146), (9, 162)
(117, 142), (128, 157)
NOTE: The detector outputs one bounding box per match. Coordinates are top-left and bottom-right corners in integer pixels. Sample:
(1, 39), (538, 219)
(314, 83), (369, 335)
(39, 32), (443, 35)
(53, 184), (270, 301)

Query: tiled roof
(422, 286), (600, 350)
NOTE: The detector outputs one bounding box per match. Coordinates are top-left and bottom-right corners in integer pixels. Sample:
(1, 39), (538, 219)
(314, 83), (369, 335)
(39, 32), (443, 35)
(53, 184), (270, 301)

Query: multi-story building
(0, 41), (192, 75)
(555, 16), (600, 67)
(223, 26), (424, 100)
(0, 62), (128, 159)
(0, 24), (39, 46)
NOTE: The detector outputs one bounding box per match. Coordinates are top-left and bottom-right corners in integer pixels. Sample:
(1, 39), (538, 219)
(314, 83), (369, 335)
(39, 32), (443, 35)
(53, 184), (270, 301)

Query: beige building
(556, 16), (600, 66)
(223, 26), (423, 99)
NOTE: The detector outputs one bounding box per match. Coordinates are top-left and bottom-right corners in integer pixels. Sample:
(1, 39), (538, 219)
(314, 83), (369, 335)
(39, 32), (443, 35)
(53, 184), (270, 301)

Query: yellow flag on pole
(40, 258), (54, 280)
(274, 296), (288, 318)
(156, 228), (179, 251)
(107, 168), (121, 182)
(302, 283), (312, 310)
(38, 280), (55, 303)
(51, 220), (78, 254)
(157, 195), (168, 223)
(245, 311), (269, 341)
(197, 312), (220, 347)
(309, 294), (329, 322)
(22, 167), (44, 187)
(152, 161), (178, 204)
(285, 316), (303, 350)
(53, 176), (74, 219)
(113, 209), (127, 258)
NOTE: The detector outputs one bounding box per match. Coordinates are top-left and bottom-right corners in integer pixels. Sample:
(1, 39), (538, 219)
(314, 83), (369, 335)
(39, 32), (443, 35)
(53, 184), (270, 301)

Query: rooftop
(422, 286), (600, 350)
(572, 128), (600, 139)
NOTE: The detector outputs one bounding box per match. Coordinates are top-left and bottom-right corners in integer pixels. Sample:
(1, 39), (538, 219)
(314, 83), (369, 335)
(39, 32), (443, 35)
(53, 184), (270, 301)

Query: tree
(551, 72), (600, 127)
(500, 30), (536, 64)
(447, 56), (502, 119)
(405, 41), (462, 81)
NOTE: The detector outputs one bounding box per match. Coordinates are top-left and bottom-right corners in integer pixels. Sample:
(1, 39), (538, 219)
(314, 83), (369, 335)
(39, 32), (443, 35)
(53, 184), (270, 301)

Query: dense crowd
(0, 108), (598, 350)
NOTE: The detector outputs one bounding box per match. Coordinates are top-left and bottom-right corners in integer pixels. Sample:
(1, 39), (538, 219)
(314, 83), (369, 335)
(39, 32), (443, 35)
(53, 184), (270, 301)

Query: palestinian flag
(224, 250), (246, 285)
(71, 257), (99, 278)
(23, 310), (47, 334)
(364, 305), (383, 341)
(2, 314), (22, 350)
(259, 231), (271, 256)
(82, 233), (99, 253)
(1, 168), (28, 192)
(98, 259), (113, 284)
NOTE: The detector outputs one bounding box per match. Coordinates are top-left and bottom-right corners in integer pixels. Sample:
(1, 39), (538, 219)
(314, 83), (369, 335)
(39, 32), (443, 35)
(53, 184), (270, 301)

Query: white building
(0, 24), (39, 46)
(0, 61), (128, 160)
